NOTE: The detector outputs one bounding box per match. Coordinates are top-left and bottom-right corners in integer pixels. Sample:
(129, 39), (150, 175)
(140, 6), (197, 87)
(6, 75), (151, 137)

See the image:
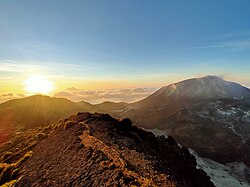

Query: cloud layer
(53, 87), (158, 104)
(0, 93), (26, 103)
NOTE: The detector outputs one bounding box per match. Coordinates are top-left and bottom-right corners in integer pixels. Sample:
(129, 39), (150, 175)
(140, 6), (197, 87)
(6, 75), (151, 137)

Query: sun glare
(24, 75), (54, 94)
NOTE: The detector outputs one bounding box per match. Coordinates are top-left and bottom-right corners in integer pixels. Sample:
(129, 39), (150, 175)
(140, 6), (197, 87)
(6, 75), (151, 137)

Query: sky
(0, 0), (250, 103)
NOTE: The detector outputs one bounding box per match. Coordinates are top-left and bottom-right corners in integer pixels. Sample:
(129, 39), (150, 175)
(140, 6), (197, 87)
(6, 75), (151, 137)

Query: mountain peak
(200, 75), (223, 79)
(169, 75), (225, 88)
(159, 75), (250, 99)
(134, 75), (250, 108)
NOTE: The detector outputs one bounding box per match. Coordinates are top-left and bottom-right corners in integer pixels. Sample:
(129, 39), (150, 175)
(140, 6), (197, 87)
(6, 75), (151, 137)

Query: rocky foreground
(0, 113), (214, 186)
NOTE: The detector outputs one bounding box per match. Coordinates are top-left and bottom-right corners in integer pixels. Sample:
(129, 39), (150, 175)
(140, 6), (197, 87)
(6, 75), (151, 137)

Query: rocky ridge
(1, 113), (214, 187)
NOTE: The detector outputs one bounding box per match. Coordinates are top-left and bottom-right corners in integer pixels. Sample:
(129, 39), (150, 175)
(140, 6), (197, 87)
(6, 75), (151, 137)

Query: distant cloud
(54, 87), (158, 104)
(163, 36), (250, 52)
(0, 60), (36, 73)
(216, 39), (250, 51)
(215, 74), (250, 89)
(0, 59), (104, 80)
(1, 93), (14, 97)
(0, 93), (26, 103)
(17, 93), (26, 97)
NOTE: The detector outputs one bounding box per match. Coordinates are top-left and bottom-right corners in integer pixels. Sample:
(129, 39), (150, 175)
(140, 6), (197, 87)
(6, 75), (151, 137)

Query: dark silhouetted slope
(0, 95), (102, 145)
(0, 95), (101, 129)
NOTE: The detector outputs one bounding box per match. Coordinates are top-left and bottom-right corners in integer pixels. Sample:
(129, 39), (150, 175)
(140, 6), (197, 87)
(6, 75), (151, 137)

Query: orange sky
(1, 70), (250, 104)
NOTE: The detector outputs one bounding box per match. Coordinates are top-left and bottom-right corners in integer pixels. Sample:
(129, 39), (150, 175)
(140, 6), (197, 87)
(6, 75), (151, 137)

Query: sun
(24, 75), (54, 94)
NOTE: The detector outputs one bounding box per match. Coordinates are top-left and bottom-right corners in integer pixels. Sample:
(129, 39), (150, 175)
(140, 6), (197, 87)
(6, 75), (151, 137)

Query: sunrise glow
(24, 75), (54, 94)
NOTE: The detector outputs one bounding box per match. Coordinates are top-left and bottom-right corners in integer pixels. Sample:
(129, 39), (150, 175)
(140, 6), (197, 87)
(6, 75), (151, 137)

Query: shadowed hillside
(0, 95), (104, 144)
